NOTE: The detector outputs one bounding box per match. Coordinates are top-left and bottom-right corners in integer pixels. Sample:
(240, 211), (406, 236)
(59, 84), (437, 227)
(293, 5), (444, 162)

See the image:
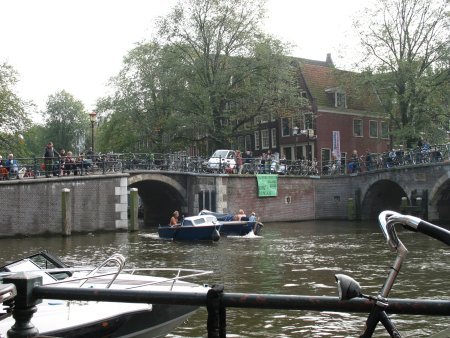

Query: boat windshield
(5, 259), (56, 284)
(183, 219), (194, 226)
(193, 218), (206, 225)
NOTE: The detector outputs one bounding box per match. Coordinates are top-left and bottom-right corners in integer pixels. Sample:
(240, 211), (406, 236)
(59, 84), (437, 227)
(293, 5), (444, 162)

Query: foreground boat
(158, 215), (221, 241)
(198, 210), (263, 236)
(0, 251), (212, 337)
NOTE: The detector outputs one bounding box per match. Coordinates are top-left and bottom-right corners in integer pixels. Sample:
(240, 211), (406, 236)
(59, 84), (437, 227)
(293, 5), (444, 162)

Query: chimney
(326, 53), (334, 67)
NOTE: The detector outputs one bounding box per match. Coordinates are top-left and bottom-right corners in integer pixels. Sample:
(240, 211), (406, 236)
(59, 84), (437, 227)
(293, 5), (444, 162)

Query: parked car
(207, 149), (237, 172)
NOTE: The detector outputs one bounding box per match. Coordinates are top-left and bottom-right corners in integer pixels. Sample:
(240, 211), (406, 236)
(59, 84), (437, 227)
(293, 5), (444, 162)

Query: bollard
(416, 197), (423, 217)
(347, 198), (356, 220)
(61, 188), (72, 236)
(400, 196), (408, 209)
(129, 188), (139, 232)
(3, 273), (42, 338)
(206, 285), (226, 338)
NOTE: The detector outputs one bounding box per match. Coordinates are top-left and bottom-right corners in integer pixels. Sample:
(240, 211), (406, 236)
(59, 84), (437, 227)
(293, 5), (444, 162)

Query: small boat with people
(198, 209), (263, 237)
(0, 250), (212, 337)
(158, 214), (221, 241)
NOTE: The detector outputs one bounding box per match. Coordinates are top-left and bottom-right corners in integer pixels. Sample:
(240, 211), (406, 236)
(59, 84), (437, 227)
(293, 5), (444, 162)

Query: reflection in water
(0, 220), (449, 337)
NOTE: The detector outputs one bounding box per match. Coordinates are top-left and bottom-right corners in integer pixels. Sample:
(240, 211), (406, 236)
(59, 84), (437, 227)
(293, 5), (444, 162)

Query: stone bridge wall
(0, 174), (128, 238)
(1, 163), (449, 237)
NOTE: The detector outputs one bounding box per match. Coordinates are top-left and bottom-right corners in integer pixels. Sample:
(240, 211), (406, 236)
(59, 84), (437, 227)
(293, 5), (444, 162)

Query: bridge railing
(2, 144), (449, 180)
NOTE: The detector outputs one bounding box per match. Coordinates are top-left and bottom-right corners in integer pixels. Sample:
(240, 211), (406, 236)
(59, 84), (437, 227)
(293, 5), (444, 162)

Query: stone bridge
(128, 162), (450, 226)
(1, 162), (449, 237)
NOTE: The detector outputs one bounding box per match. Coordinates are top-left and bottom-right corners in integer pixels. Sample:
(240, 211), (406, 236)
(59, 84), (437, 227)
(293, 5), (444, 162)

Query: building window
(271, 128), (277, 148)
(237, 136), (245, 150)
(353, 119), (363, 137)
(380, 121), (389, 139)
(281, 118), (290, 137)
(369, 120), (378, 138)
(321, 148), (331, 173)
(254, 131), (260, 150)
(245, 135), (252, 150)
(261, 130), (269, 149)
(304, 112), (313, 130)
(336, 92), (347, 108)
(260, 113), (269, 124)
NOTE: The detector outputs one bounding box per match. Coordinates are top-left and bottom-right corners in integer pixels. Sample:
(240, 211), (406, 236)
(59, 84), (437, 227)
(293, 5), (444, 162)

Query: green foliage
(42, 90), (88, 153)
(0, 62), (32, 154)
(355, 0), (450, 148)
(97, 0), (302, 153)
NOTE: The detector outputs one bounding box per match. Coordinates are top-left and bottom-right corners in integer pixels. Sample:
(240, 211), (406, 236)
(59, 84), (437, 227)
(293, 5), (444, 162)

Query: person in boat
(170, 210), (180, 226)
(249, 211), (256, 222)
(233, 209), (246, 221)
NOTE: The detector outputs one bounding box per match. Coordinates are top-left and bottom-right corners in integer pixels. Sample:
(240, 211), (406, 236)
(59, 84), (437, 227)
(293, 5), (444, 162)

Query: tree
(95, 43), (183, 153)
(98, 0), (303, 153)
(43, 90), (88, 153)
(355, 0), (449, 147)
(156, 0), (302, 150)
(0, 62), (32, 153)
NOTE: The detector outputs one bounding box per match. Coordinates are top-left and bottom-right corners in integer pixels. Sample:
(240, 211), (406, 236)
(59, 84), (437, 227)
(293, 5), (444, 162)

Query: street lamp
(88, 111), (97, 154)
(292, 126), (299, 160)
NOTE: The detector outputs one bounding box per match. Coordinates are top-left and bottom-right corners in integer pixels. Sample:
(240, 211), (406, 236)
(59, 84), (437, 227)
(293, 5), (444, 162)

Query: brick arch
(128, 173), (187, 227)
(360, 179), (408, 220)
(428, 171), (450, 221)
(128, 173), (187, 197)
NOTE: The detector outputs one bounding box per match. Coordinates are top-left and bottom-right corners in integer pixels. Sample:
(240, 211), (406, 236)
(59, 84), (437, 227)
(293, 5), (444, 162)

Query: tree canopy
(97, 0), (303, 153)
(355, 0), (449, 147)
(0, 62), (31, 153)
(43, 90), (88, 153)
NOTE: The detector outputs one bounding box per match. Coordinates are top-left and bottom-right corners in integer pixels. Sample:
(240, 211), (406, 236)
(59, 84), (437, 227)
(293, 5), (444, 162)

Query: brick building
(240, 54), (389, 172)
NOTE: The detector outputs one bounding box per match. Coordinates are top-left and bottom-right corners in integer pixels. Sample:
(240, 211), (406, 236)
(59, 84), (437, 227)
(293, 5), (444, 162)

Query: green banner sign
(256, 174), (278, 197)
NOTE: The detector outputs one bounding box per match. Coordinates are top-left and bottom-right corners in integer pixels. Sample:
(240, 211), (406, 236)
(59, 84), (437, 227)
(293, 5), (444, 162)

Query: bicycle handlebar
(379, 211), (450, 249)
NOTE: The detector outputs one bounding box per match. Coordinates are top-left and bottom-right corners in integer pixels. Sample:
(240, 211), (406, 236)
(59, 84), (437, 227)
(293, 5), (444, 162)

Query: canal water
(0, 219), (449, 337)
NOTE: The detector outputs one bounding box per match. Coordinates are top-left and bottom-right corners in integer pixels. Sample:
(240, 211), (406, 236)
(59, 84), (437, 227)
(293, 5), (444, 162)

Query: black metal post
(206, 285), (226, 338)
(4, 273), (43, 338)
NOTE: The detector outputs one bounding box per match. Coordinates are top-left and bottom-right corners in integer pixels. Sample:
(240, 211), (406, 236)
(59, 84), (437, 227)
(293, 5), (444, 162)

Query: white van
(207, 150), (237, 171)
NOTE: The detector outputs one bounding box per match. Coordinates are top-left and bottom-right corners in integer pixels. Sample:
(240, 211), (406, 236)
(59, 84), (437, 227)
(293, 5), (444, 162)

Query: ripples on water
(0, 220), (449, 337)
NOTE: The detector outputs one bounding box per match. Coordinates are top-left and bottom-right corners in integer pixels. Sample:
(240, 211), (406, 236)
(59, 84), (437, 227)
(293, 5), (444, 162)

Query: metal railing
(1, 143), (449, 180)
(1, 277), (449, 338)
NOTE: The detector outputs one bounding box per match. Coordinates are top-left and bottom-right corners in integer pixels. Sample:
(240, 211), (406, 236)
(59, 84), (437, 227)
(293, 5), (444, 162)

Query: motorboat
(198, 210), (263, 237)
(0, 251), (212, 337)
(158, 215), (221, 241)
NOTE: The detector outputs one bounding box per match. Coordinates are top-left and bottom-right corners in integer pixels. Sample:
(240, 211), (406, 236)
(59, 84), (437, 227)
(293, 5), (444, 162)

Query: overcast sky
(0, 0), (365, 117)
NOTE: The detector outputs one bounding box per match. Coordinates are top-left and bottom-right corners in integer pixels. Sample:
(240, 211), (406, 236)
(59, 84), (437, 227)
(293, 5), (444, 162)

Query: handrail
(2, 144), (449, 179)
(31, 286), (450, 316)
(78, 253), (126, 288)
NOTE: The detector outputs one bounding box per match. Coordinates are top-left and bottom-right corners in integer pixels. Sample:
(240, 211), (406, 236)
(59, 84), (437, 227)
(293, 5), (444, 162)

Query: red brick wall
(222, 176), (316, 222)
(316, 110), (390, 159)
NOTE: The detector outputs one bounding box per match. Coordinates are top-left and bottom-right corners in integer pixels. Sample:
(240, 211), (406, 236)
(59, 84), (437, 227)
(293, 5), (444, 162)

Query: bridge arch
(429, 172), (450, 221)
(128, 173), (187, 227)
(361, 179), (407, 220)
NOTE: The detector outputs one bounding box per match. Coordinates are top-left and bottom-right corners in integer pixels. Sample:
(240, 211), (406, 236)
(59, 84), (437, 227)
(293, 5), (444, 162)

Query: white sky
(0, 0), (366, 118)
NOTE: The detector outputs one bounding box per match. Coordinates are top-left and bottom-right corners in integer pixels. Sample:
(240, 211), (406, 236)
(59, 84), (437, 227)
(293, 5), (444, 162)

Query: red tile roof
(297, 60), (382, 113)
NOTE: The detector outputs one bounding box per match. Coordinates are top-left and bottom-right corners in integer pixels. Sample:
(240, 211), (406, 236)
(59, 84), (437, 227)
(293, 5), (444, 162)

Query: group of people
(0, 153), (20, 179)
(43, 142), (92, 178)
(233, 209), (257, 222)
(169, 209), (257, 226)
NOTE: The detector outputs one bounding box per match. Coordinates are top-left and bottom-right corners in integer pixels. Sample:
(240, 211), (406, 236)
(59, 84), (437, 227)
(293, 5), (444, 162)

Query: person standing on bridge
(44, 142), (60, 178)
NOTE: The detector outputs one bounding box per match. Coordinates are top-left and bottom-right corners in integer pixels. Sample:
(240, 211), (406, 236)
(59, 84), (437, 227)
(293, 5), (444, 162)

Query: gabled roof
(296, 56), (383, 113)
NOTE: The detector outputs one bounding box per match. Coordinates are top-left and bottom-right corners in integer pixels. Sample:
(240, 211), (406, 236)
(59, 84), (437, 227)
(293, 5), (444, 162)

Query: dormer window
(325, 87), (347, 108)
(336, 92), (347, 108)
